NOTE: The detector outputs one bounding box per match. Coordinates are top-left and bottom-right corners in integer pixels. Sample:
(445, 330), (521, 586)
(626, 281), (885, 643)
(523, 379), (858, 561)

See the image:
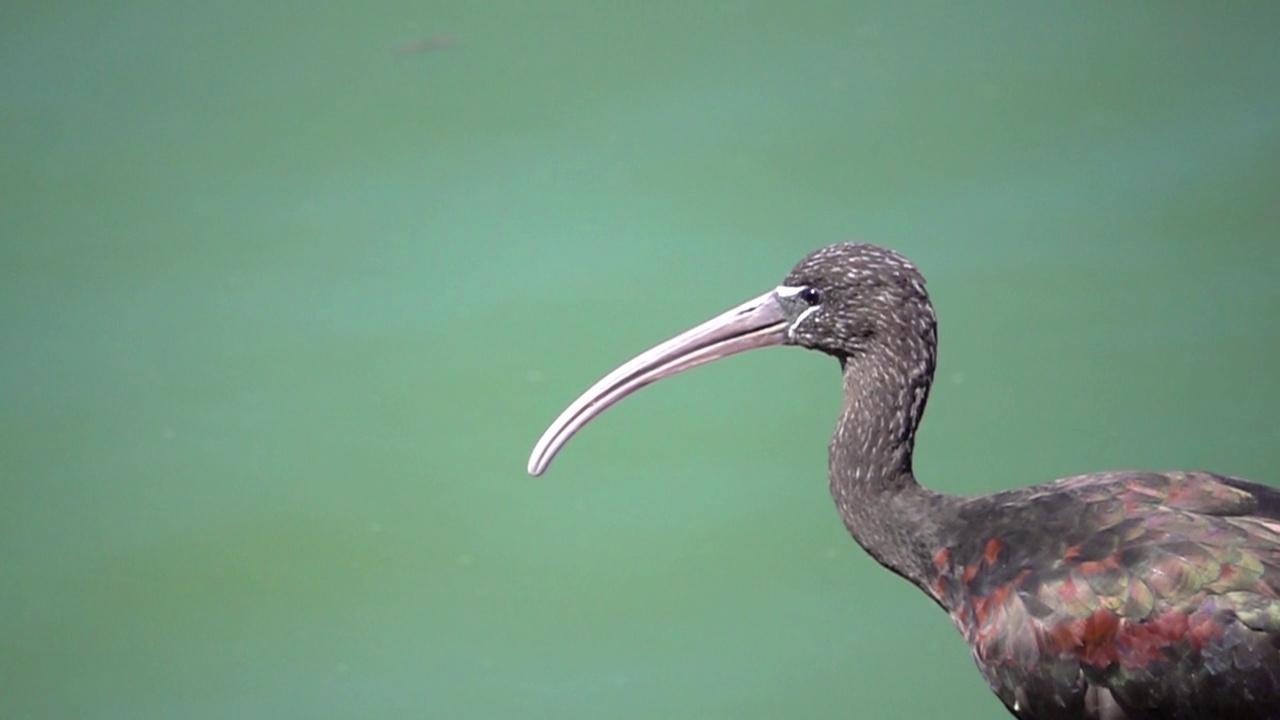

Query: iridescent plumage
(934, 471), (1280, 718)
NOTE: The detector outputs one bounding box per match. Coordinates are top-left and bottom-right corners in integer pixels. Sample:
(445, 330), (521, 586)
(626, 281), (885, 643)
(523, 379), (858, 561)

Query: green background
(3, 2), (1278, 718)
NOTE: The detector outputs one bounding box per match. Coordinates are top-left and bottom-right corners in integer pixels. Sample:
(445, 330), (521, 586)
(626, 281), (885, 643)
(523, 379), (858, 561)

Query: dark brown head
(779, 242), (936, 363)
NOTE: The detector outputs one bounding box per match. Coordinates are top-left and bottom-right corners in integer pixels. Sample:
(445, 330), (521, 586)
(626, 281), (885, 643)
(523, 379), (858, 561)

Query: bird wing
(937, 471), (1280, 719)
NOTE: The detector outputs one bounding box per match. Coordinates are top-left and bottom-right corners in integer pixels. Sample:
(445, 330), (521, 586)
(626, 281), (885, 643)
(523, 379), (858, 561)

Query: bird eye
(799, 287), (821, 306)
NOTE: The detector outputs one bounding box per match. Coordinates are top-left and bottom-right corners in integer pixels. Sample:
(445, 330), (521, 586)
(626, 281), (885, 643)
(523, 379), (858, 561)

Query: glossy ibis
(527, 243), (1280, 719)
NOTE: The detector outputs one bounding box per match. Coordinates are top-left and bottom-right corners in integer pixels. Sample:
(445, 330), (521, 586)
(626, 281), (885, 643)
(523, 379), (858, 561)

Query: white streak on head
(792, 305), (819, 336)
(776, 285), (819, 340)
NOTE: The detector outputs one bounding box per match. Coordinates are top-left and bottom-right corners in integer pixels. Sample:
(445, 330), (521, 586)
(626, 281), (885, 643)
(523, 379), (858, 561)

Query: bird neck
(828, 348), (950, 597)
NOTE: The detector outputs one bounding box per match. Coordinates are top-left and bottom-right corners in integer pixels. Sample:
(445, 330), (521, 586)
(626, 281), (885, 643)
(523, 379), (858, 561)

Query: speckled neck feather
(797, 246), (956, 599)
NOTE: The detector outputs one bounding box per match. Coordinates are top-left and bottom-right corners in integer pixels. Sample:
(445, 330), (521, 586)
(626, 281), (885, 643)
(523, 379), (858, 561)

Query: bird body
(931, 471), (1280, 718)
(527, 242), (1278, 718)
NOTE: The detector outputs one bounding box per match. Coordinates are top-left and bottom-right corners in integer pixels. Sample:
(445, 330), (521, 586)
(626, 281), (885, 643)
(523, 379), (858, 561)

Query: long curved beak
(527, 289), (791, 476)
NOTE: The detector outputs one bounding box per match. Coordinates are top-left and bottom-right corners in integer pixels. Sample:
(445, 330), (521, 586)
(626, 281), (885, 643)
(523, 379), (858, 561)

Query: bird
(526, 242), (1280, 719)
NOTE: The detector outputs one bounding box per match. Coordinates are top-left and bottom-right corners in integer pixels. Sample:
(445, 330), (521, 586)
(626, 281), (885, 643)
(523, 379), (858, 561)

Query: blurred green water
(2, 2), (1278, 718)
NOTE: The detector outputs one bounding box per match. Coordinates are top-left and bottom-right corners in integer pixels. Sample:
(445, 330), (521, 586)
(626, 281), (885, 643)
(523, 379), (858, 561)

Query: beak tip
(526, 453), (548, 476)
